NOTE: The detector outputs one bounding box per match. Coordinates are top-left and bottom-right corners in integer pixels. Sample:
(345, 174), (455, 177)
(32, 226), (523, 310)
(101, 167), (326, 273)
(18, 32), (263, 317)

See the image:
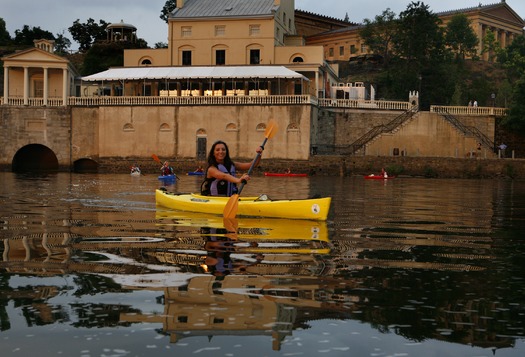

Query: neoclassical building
(304, 0), (525, 62)
(2, 39), (78, 106)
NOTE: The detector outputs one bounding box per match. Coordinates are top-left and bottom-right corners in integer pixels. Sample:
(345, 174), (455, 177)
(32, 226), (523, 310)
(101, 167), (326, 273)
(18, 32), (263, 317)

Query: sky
(2, 0), (525, 50)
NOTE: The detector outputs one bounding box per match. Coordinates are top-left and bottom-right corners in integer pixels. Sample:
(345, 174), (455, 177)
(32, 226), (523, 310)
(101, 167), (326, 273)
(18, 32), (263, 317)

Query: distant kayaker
(201, 140), (263, 196)
(381, 168), (388, 178)
(160, 161), (174, 176)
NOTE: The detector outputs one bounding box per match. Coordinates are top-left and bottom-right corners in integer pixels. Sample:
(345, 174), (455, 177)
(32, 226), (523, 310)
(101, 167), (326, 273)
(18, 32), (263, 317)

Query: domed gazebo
(106, 20), (137, 43)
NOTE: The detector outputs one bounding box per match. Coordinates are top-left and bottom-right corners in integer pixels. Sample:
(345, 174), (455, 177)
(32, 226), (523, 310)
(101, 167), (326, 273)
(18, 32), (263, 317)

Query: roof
(170, 0), (278, 19)
(81, 66), (309, 81)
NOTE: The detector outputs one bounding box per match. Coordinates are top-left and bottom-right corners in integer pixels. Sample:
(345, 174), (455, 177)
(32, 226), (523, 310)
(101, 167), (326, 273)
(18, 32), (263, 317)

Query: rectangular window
(339, 46), (344, 56)
(216, 49), (225, 65)
(249, 24), (260, 36)
(350, 45), (356, 54)
(182, 50), (192, 65)
(360, 44), (367, 53)
(328, 47), (334, 57)
(215, 25), (225, 36)
(250, 49), (260, 64)
(181, 26), (192, 37)
(34, 80), (43, 97)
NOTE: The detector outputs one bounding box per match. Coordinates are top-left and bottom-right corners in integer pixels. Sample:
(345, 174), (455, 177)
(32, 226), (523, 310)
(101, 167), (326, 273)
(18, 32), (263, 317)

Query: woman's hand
(238, 173), (250, 184)
(256, 146), (264, 154)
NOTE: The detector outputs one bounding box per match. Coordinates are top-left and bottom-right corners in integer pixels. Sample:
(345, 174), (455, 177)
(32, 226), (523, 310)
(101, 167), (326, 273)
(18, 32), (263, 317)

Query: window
(141, 59), (152, 66)
(34, 79), (43, 97)
(249, 24), (260, 36)
(250, 49), (260, 64)
(360, 44), (367, 53)
(328, 47), (334, 57)
(181, 26), (192, 37)
(215, 25), (225, 36)
(216, 49), (226, 65)
(350, 45), (357, 54)
(339, 46), (344, 56)
(182, 50), (192, 65)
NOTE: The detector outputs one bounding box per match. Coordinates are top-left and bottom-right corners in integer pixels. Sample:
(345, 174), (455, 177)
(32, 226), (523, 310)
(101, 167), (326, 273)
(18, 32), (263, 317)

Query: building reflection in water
(0, 199), (522, 352)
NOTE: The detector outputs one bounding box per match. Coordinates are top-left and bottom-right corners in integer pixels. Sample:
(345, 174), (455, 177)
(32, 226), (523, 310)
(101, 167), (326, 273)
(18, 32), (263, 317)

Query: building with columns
(303, 0), (525, 62)
(2, 39), (78, 106)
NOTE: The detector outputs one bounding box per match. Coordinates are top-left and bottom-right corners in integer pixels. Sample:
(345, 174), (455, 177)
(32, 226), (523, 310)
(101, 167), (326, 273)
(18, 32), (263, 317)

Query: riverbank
(102, 155), (524, 179)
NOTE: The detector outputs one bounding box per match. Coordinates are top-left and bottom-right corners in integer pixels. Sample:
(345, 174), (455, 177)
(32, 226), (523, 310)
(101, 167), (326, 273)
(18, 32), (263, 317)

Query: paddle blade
(223, 194), (239, 219)
(223, 217), (238, 233)
(265, 119), (278, 140)
(152, 154), (161, 163)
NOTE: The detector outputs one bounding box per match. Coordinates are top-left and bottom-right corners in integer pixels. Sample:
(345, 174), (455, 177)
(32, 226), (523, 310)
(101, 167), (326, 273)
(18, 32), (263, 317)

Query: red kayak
(364, 174), (395, 180)
(264, 172), (308, 177)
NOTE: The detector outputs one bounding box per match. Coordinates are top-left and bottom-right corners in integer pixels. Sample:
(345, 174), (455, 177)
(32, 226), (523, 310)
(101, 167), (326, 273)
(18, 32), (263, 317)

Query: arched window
(256, 123), (266, 132)
(123, 123), (134, 131)
(160, 123), (171, 131)
(141, 59), (152, 65)
(226, 123), (238, 132)
(292, 56), (304, 63)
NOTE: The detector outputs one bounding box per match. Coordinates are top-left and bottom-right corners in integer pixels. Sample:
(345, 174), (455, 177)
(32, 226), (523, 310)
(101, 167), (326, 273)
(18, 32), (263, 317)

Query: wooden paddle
(223, 119), (278, 219)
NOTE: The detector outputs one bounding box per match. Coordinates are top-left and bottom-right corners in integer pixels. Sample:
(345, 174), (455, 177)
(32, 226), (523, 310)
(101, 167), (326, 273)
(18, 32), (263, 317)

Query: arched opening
(12, 144), (59, 172)
(74, 158), (99, 173)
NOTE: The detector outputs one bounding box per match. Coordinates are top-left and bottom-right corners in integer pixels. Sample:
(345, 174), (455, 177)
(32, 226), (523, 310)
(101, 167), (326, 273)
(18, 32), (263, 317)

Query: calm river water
(1, 172), (524, 357)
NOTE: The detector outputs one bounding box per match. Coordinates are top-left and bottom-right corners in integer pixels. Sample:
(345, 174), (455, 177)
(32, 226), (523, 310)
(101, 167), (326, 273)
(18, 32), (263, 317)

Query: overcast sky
(2, 0), (525, 50)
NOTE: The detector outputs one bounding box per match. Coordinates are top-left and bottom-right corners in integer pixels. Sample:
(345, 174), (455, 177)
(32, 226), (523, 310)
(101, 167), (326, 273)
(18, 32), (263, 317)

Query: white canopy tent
(81, 66), (309, 81)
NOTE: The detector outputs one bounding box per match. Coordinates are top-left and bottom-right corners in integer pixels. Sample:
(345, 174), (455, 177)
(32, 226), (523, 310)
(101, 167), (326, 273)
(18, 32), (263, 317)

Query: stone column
(43, 67), (49, 106)
(3, 65), (8, 104)
(62, 68), (68, 106)
(23, 66), (29, 105)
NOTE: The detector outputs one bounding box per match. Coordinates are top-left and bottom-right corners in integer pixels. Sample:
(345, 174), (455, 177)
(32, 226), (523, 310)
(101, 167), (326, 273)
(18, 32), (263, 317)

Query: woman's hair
(207, 140), (234, 169)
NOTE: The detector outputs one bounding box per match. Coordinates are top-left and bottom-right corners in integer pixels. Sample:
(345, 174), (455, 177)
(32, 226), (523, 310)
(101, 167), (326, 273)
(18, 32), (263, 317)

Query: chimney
(177, 0), (185, 8)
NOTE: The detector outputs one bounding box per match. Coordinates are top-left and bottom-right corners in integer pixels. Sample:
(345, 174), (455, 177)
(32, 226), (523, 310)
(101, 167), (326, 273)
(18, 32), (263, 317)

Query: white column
(3, 66), (8, 104)
(23, 66), (29, 105)
(315, 70), (319, 98)
(43, 67), (49, 106)
(62, 68), (68, 106)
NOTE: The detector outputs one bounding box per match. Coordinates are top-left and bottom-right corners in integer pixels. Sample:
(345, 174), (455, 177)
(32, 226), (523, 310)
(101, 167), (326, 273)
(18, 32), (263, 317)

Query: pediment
(482, 4), (525, 27)
(3, 48), (68, 64)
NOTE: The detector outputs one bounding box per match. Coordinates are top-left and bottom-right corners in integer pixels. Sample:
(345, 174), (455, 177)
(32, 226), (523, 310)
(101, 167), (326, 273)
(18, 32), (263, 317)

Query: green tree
(69, 18), (108, 52)
(481, 30), (499, 62)
(359, 8), (397, 66)
(503, 76), (525, 134)
(0, 18), (11, 45)
(13, 25), (54, 46)
(445, 14), (478, 61)
(54, 32), (71, 54)
(393, 1), (447, 69)
(160, 0), (177, 23)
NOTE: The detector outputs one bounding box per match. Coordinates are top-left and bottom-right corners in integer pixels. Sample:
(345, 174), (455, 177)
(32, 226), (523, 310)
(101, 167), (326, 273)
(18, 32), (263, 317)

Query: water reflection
(0, 173), (524, 355)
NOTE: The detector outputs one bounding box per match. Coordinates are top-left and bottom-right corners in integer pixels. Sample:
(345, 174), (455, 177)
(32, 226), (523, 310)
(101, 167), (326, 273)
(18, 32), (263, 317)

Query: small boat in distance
(364, 174), (396, 180)
(187, 171), (204, 176)
(264, 172), (307, 177)
(158, 174), (176, 182)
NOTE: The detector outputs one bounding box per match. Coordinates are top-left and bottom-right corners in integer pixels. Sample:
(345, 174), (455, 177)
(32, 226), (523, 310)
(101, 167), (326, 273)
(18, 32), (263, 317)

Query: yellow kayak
(156, 209), (329, 241)
(155, 190), (331, 221)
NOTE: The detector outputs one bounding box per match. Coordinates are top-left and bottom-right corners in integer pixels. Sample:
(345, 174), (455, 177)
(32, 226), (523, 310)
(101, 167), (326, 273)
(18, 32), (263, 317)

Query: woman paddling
(201, 140), (263, 196)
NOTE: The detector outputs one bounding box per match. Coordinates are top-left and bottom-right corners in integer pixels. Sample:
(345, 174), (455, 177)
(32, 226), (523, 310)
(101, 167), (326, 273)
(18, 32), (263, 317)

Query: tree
(13, 25), (54, 46)
(445, 14), (478, 61)
(481, 30), (499, 62)
(393, 2), (447, 68)
(54, 32), (71, 54)
(0, 18), (11, 45)
(69, 18), (108, 52)
(160, 0), (177, 23)
(359, 8), (397, 66)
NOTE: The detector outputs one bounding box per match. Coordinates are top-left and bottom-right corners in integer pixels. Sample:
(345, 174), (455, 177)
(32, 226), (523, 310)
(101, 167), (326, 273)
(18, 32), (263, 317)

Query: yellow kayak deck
(155, 190), (331, 221)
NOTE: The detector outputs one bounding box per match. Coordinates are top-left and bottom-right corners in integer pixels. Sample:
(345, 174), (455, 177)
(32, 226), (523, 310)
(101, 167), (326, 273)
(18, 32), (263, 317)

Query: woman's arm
(235, 146), (264, 171)
(208, 166), (249, 184)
